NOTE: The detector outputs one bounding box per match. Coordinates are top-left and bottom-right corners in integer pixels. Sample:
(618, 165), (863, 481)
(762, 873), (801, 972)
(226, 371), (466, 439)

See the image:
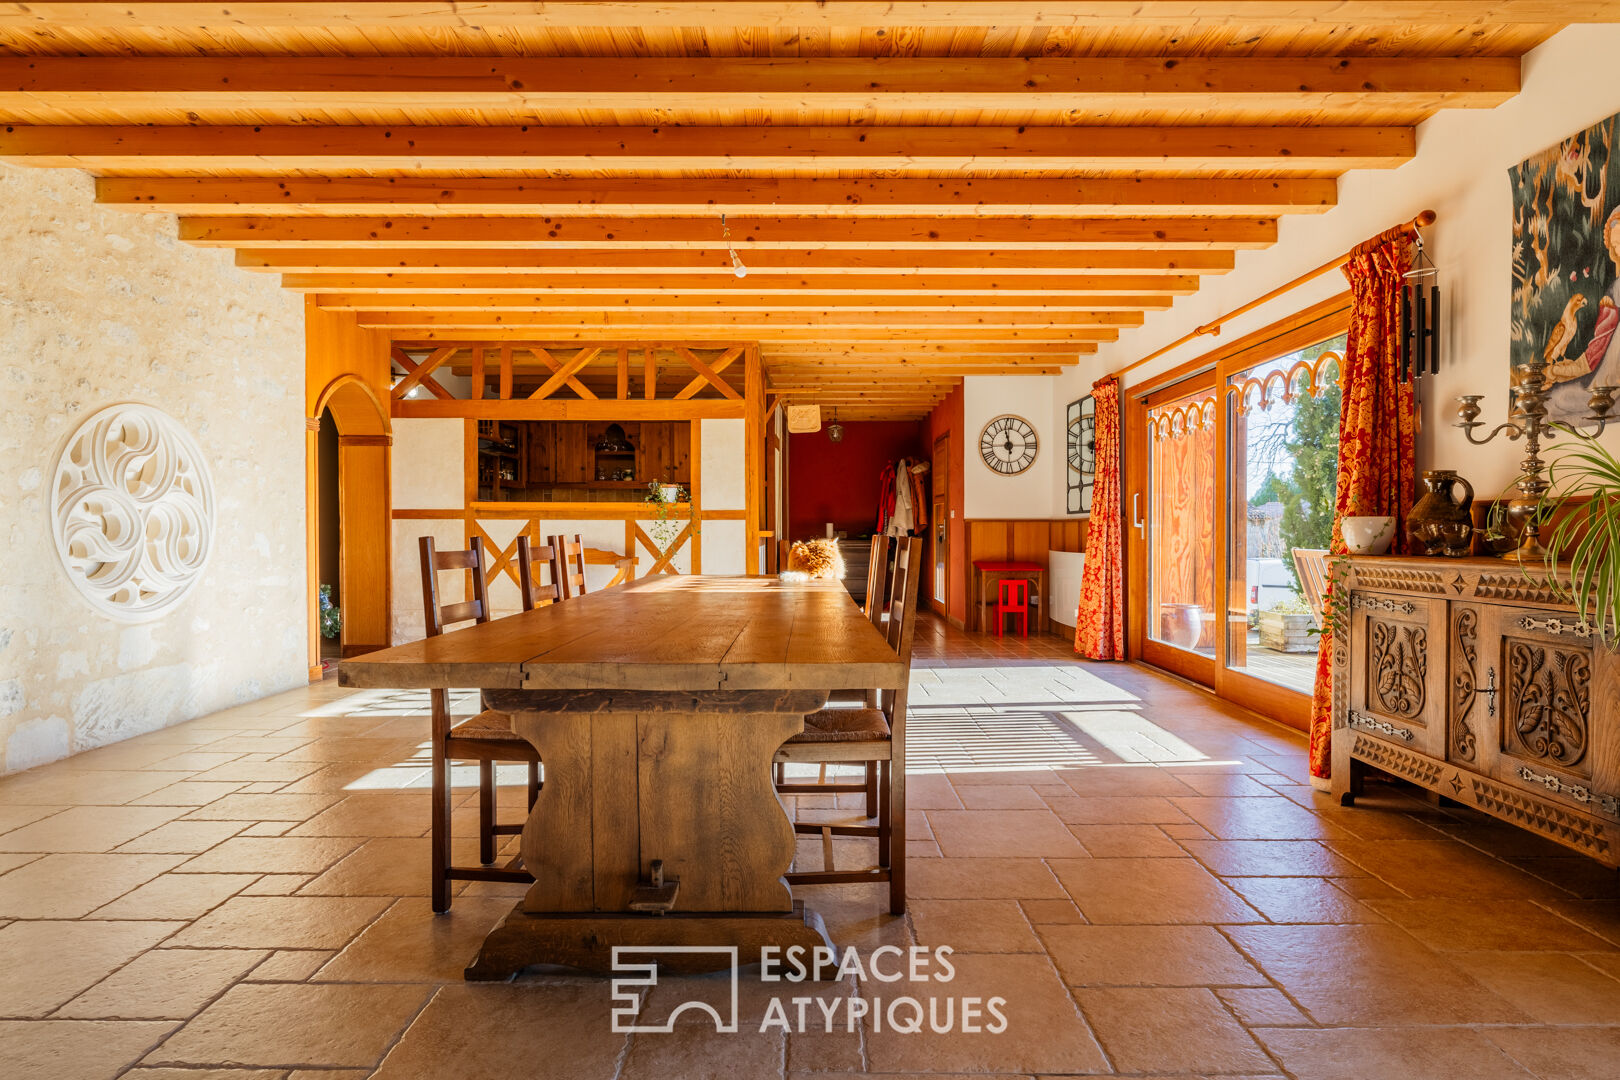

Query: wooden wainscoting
(965, 518), (1087, 634)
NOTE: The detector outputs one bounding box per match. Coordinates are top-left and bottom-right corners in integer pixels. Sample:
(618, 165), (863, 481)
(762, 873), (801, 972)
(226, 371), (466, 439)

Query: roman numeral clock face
(979, 414), (1039, 475)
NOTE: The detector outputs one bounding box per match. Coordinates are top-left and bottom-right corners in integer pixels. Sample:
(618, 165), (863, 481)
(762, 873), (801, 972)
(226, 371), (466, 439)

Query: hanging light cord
(722, 213), (748, 278)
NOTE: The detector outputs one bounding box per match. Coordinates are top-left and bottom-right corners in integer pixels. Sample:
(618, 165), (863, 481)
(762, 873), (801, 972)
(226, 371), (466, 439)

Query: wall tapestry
(1510, 109), (1620, 423)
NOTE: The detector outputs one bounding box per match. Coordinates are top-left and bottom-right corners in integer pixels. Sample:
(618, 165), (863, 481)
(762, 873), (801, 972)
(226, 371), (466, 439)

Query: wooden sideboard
(1331, 556), (1619, 867)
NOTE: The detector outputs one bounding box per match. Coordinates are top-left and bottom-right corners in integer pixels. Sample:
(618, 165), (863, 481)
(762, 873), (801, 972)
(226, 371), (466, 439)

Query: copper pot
(1407, 469), (1475, 556)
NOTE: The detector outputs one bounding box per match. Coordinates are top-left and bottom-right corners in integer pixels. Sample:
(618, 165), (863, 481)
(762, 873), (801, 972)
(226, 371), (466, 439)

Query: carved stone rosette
(51, 403), (216, 622)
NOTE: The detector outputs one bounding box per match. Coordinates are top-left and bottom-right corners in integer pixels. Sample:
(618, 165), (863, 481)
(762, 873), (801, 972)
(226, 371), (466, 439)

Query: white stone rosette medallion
(51, 402), (216, 621)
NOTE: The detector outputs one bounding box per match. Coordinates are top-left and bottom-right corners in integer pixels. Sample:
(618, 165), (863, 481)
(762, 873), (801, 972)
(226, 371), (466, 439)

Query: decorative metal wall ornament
(1401, 232), (1441, 383)
(50, 402), (216, 622)
(1146, 394), (1216, 441)
(1223, 350), (1344, 416)
(1066, 395), (1095, 515)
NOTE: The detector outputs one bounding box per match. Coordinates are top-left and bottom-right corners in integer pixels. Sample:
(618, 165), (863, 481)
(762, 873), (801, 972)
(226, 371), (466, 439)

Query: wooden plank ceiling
(0, 2), (1592, 421)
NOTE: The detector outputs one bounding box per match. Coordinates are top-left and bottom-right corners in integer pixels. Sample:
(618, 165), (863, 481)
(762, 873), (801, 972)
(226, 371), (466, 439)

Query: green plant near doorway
(319, 584), (342, 640)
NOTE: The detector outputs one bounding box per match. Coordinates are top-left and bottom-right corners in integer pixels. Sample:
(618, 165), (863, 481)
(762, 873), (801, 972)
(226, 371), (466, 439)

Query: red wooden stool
(994, 578), (1030, 638)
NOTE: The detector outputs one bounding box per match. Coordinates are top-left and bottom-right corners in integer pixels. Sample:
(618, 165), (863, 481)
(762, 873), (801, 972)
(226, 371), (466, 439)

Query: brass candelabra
(1456, 355), (1615, 562)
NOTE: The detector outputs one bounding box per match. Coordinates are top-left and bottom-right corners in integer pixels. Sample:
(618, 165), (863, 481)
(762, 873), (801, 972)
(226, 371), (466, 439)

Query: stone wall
(0, 163), (307, 774)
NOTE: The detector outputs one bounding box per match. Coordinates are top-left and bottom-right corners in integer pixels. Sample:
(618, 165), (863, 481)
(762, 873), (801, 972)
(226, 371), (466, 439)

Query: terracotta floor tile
(0, 805), (189, 853)
(297, 837), (441, 897)
(620, 1021), (784, 1080)
(1053, 767), (1199, 798)
(909, 899), (1042, 953)
(863, 954), (1109, 1074)
(0, 853), (185, 918)
(1170, 796), (1352, 841)
(906, 857), (1065, 900)
(0, 771), (195, 806)
(1041, 923), (1267, 987)
(1019, 898), (1086, 925)
(0, 804), (69, 832)
(1179, 839), (1361, 877)
(147, 983), (430, 1069)
(241, 873), (314, 895)
(903, 773), (963, 810)
(0, 919), (182, 1016)
(1225, 877), (1387, 924)
(371, 983), (629, 1080)
(113, 820), (249, 855)
(1048, 858), (1261, 924)
(168, 895), (391, 950)
(1326, 839), (1565, 900)
(1216, 986), (1313, 1026)
(1066, 823), (1184, 857)
(128, 1070), (282, 1080)
(57, 948), (267, 1019)
(1043, 795), (1191, 825)
(0, 1020), (178, 1080)
(1485, 1027), (1620, 1080)
(315, 897), (513, 982)
(1225, 923), (1530, 1025)
(273, 736), (424, 763)
(1364, 898), (1616, 952)
(182, 792), (345, 822)
(187, 762), (321, 785)
(177, 835), (361, 875)
(1074, 986), (1271, 1074)
(90, 872), (259, 921)
(952, 785), (1048, 810)
(1445, 950), (1620, 1023)
(925, 810), (1088, 858)
(128, 782), (247, 807)
(248, 949), (336, 981)
(1257, 1026), (1536, 1080)
(1536, 898), (1620, 947)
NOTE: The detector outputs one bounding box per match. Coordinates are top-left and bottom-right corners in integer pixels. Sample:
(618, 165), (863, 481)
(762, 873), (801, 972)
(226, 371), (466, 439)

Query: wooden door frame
(931, 432), (951, 615)
(1124, 294), (1351, 731)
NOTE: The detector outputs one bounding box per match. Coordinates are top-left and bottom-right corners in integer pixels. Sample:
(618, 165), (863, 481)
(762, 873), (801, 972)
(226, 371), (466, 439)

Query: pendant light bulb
(722, 213), (748, 278)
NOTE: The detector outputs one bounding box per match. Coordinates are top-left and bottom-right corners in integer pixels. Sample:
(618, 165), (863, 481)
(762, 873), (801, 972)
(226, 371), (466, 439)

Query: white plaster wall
(389, 417), (467, 643)
(0, 164), (306, 774)
(963, 375), (1061, 519)
(700, 418), (746, 511)
(1044, 24), (1620, 508)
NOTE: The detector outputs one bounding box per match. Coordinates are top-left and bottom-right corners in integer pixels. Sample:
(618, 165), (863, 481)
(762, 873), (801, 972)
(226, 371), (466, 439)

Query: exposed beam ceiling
(0, 5), (1568, 418)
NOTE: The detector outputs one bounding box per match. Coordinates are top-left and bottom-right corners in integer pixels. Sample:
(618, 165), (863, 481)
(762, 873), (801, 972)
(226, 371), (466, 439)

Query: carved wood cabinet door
(1345, 590), (1448, 760)
(1478, 606), (1620, 824)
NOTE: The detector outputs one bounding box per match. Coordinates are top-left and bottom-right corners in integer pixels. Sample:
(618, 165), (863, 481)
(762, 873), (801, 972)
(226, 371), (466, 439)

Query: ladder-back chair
(515, 534), (564, 610)
(555, 533), (589, 599)
(418, 534), (540, 913)
(775, 535), (922, 915)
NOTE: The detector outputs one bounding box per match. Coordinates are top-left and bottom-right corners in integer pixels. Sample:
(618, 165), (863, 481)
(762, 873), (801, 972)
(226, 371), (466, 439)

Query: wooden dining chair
(515, 534), (564, 610)
(775, 535), (922, 915)
(778, 533), (891, 810)
(554, 533), (589, 599)
(583, 546), (639, 587)
(419, 534), (541, 914)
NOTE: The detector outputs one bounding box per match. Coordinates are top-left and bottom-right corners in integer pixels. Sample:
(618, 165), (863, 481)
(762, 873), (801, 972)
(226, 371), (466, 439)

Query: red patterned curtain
(1308, 233), (1416, 785)
(1076, 374), (1124, 660)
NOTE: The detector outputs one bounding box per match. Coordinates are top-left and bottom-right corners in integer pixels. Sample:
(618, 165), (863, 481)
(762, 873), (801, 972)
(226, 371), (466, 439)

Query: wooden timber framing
(0, 6), (1581, 422)
(391, 339), (767, 581)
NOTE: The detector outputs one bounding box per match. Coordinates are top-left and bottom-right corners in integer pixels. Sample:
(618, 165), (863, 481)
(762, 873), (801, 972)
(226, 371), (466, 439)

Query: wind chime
(1400, 231), (1440, 383)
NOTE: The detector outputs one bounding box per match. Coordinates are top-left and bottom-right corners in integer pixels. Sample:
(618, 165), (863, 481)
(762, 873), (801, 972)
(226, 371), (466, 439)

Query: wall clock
(979, 414), (1039, 475)
(1066, 396), (1096, 515)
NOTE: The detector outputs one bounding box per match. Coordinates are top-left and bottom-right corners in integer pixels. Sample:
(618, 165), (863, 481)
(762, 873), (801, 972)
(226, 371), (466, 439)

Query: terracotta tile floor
(2, 613), (1618, 1079)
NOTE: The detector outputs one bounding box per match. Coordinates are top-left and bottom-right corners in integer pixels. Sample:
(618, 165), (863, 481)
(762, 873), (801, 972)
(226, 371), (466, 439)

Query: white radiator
(1047, 550), (1086, 629)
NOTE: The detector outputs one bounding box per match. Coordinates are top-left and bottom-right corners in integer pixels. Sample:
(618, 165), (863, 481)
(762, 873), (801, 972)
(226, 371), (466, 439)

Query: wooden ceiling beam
(180, 216), (1278, 250)
(101, 172), (1347, 213)
(362, 322), (1122, 342)
(76, 139), (1399, 186)
(0, 56), (1514, 112)
(0, 3), (1598, 28)
(348, 310), (1136, 329)
(237, 249), (1235, 275)
(310, 292), (1169, 313)
(277, 273), (1201, 296)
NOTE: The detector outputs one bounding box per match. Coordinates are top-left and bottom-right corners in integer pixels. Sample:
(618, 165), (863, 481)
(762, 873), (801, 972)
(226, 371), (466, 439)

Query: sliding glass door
(1126, 300), (1349, 729)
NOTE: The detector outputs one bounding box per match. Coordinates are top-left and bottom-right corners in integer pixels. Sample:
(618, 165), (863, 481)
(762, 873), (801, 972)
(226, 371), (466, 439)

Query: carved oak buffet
(1331, 556), (1619, 867)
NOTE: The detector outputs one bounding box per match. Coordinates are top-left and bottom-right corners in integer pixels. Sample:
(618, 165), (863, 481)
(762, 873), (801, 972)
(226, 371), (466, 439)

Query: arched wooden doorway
(308, 374), (392, 675)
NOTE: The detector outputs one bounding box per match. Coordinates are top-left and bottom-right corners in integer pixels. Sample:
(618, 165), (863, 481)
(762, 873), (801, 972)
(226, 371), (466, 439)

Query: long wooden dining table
(340, 574), (905, 978)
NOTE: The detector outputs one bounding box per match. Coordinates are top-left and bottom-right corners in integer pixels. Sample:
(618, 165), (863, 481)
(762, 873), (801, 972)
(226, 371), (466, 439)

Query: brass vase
(1407, 469), (1475, 556)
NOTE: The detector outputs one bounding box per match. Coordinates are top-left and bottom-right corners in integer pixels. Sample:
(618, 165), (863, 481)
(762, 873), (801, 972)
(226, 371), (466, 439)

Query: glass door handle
(1132, 493), (1145, 537)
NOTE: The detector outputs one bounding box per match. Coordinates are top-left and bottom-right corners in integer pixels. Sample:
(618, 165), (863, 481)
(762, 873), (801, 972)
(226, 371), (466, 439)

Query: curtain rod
(1115, 209), (1436, 379)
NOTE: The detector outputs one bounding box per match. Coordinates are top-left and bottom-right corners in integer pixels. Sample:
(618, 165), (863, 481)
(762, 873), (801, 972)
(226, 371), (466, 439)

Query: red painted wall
(787, 421), (925, 542)
(927, 386), (968, 624)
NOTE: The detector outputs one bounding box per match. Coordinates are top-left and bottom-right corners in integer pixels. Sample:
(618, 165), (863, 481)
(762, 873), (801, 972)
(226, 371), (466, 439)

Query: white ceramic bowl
(1342, 516), (1396, 555)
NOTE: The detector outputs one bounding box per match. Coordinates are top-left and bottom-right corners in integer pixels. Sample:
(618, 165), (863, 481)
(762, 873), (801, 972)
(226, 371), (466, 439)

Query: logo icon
(610, 946), (740, 1033)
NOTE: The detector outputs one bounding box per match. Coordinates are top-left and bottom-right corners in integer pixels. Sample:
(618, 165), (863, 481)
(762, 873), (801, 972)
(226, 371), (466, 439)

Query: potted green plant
(1531, 435), (1620, 645)
(644, 480), (693, 554)
(1257, 594), (1316, 652)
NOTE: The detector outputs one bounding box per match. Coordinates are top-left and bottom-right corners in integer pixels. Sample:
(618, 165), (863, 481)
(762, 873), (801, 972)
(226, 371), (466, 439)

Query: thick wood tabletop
(339, 575), (906, 692)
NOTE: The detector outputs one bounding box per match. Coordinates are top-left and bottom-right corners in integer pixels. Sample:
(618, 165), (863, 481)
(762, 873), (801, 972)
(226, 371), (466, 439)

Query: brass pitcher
(1407, 469), (1475, 556)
